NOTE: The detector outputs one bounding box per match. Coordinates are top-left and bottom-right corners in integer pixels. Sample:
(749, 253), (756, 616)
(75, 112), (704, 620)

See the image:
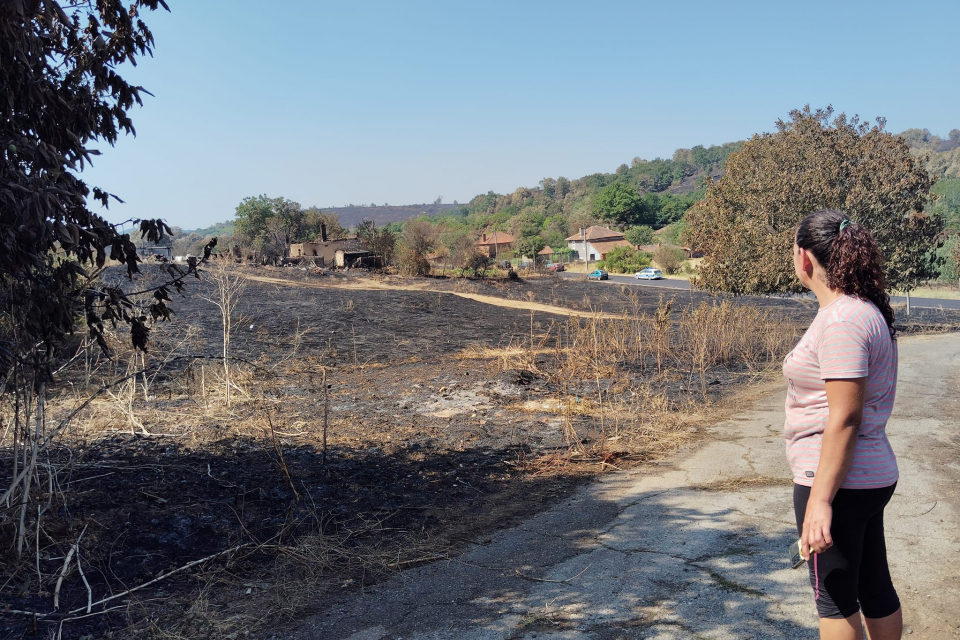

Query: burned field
(3, 267), (955, 639)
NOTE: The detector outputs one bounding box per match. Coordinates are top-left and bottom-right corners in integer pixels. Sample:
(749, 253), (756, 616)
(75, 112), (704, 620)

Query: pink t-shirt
(782, 295), (898, 489)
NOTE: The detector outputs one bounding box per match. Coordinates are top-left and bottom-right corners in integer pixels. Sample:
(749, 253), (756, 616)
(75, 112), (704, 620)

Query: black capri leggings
(793, 482), (900, 619)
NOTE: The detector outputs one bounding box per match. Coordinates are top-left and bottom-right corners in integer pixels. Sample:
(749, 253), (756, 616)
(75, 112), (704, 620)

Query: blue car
(587, 269), (609, 281)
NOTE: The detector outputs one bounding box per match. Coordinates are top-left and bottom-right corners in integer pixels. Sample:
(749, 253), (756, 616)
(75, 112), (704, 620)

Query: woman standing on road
(783, 209), (902, 640)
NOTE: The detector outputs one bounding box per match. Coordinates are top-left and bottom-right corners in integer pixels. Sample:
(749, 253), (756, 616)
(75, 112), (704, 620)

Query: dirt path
(281, 332), (960, 640)
(245, 274), (622, 319)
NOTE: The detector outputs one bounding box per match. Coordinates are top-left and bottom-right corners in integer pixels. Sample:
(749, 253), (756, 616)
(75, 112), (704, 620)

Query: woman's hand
(801, 498), (833, 559)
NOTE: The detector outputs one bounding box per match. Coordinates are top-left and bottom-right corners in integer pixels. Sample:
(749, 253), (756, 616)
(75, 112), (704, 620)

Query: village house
(289, 236), (361, 266)
(565, 225), (633, 261)
(475, 231), (515, 258)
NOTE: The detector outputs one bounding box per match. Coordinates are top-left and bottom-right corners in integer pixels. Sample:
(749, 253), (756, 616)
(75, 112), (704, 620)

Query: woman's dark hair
(795, 209), (895, 336)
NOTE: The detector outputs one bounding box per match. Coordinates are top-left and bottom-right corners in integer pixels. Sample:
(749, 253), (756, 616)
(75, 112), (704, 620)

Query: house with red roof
(476, 230), (515, 258)
(565, 225), (633, 261)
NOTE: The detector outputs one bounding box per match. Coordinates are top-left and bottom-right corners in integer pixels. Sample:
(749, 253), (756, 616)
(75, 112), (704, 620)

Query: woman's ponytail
(796, 209), (896, 336)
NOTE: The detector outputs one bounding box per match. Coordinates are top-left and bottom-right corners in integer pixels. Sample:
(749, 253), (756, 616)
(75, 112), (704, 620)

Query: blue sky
(83, 0), (960, 230)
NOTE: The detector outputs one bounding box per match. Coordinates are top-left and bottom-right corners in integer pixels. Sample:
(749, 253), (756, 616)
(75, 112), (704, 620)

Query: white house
(565, 226), (633, 261)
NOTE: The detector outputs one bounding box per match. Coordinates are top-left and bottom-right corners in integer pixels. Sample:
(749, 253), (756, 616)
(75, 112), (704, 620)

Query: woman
(783, 209), (902, 640)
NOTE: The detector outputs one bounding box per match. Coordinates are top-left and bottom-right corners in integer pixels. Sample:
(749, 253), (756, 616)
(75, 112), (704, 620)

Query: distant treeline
(161, 129), (960, 282)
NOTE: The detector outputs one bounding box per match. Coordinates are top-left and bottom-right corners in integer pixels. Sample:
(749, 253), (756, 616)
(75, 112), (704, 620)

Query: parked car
(546, 262), (565, 272)
(587, 269), (609, 281)
(635, 267), (664, 280)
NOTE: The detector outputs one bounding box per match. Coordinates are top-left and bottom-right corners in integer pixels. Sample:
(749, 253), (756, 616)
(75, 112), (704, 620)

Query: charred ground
(2, 266), (957, 640)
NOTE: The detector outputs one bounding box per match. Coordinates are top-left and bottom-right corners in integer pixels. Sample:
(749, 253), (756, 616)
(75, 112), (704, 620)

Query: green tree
(234, 195), (276, 251)
(510, 211), (542, 238)
(936, 234), (959, 284)
(269, 198), (305, 253)
(598, 247), (651, 274)
(657, 193), (697, 227)
(593, 183), (643, 228)
(930, 178), (960, 233)
(555, 176), (571, 200)
(514, 235), (545, 260)
(625, 226), (655, 246)
(952, 237), (960, 288)
(634, 159), (675, 192)
(686, 106), (940, 294)
(303, 207), (346, 241)
(235, 198), (345, 257)
(539, 177), (556, 200)
(661, 220), (688, 247)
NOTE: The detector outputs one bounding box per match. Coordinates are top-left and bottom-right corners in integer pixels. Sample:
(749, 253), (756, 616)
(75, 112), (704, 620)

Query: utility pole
(581, 227), (588, 280)
(494, 228), (499, 262)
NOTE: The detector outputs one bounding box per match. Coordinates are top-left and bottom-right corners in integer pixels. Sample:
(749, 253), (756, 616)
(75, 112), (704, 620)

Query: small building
(476, 231), (515, 258)
(565, 226), (633, 261)
(140, 246), (172, 260)
(290, 237), (361, 266)
(335, 249), (377, 268)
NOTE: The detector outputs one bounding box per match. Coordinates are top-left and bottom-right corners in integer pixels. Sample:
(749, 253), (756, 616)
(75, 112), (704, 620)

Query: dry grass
(474, 295), (799, 441)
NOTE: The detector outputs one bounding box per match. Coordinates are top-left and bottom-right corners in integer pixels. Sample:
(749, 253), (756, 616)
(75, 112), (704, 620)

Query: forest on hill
(167, 128), (959, 282)
(169, 141), (742, 259)
(317, 202), (461, 228)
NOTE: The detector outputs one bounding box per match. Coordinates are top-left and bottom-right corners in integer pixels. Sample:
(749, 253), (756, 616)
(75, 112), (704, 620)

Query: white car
(635, 268), (664, 280)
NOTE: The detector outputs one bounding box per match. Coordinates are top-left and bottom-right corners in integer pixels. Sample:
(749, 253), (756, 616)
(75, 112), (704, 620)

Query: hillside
(176, 220), (235, 237)
(900, 127), (960, 178)
(318, 203), (461, 228)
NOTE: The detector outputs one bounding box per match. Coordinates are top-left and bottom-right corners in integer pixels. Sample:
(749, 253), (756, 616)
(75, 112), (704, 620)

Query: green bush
(600, 247), (653, 274)
(936, 234), (959, 283)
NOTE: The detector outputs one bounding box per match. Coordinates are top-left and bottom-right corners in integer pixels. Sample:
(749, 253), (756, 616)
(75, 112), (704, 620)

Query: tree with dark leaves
(1, 0), (213, 558)
(1, 0), (214, 373)
(686, 106), (941, 295)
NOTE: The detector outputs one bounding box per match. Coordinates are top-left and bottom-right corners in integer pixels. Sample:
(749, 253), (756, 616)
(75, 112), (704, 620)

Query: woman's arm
(801, 377), (866, 558)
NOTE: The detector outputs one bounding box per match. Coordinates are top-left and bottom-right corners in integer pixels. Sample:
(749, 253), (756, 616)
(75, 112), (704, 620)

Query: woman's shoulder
(829, 295), (882, 321)
(824, 295), (890, 340)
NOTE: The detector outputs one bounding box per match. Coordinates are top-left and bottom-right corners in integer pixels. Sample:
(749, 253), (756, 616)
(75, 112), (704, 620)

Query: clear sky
(83, 0), (960, 230)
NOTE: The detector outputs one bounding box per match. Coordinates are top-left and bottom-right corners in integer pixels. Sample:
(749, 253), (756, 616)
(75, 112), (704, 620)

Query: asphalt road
(286, 333), (960, 640)
(561, 272), (960, 311)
